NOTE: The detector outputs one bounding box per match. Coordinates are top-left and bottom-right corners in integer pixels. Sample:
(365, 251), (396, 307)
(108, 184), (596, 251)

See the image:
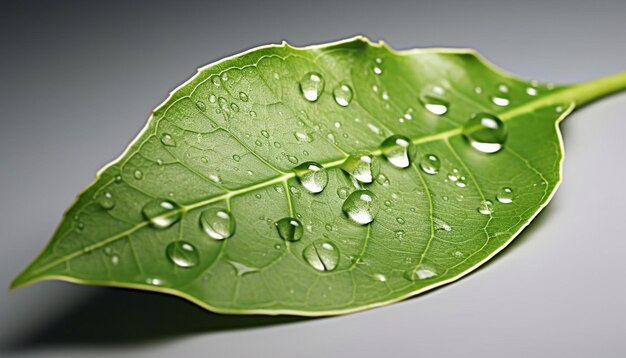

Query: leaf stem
(567, 71), (626, 107)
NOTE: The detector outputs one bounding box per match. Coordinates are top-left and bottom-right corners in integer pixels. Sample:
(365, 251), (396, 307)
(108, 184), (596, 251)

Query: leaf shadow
(2, 202), (556, 352)
(2, 287), (310, 352)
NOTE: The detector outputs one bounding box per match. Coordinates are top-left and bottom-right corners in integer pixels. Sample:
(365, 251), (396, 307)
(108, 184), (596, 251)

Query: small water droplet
(419, 89), (449, 115)
(230, 103), (240, 112)
(433, 217), (451, 231)
(381, 135), (413, 168)
(337, 187), (351, 199)
(496, 187), (514, 204)
(303, 241), (339, 271)
(333, 83), (353, 107)
(498, 84), (509, 93)
(526, 87), (538, 96)
(405, 264), (438, 281)
(200, 208), (235, 240)
(342, 190), (378, 225)
(196, 101), (206, 111)
(110, 255), (119, 265)
(294, 131), (313, 143)
(419, 154), (441, 175)
(261, 130), (269, 138)
(166, 241), (199, 268)
(294, 162), (328, 193)
(477, 200), (494, 215)
(490, 95), (510, 107)
(342, 152), (380, 183)
(375, 173), (390, 186)
(98, 191), (115, 210)
(229, 261), (258, 276)
(462, 112), (508, 153)
(276, 217), (303, 242)
(238, 91), (249, 101)
(142, 199), (181, 229)
(300, 72), (324, 102)
(372, 66), (382, 75)
(208, 174), (222, 184)
(232, 154), (241, 162)
(373, 273), (387, 282)
(133, 170), (143, 180)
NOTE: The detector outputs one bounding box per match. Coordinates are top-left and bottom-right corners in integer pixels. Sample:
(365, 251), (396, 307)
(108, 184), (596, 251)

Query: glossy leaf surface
(12, 37), (626, 316)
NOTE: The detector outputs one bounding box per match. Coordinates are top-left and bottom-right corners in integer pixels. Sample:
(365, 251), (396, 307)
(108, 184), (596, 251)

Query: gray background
(1, 0), (625, 357)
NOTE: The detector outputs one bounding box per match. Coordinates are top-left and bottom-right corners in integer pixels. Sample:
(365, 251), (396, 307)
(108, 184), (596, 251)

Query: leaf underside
(13, 37), (574, 316)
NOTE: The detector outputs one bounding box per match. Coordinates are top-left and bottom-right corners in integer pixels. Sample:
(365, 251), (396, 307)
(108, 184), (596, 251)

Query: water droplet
(142, 199), (181, 229)
(526, 87), (538, 96)
(294, 131), (313, 143)
(196, 101), (206, 111)
(342, 152), (380, 183)
(261, 130), (269, 138)
(419, 154), (441, 175)
(433, 217), (451, 231)
(166, 241), (199, 268)
(380, 135), (413, 168)
(462, 112), (508, 153)
(276, 217), (303, 242)
(200, 208), (235, 240)
(477, 200), (494, 215)
(238, 92), (249, 101)
(232, 154), (241, 162)
(375, 173), (390, 186)
(110, 255), (119, 265)
(333, 83), (353, 107)
(419, 90), (449, 115)
(496, 187), (514, 204)
(229, 261), (258, 276)
(372, 66), (382, 75)
(303, 241), (339, 271)
(490, 95), (510, 107)
(337, 187), (351, 199)
(373, 273), (387, 282)
(230, 103), (240, 112)
(300, 72), (324, 102)
(455, 176), (468, 188)
(146, 277), (165, 286)
(367, 123), (382, 136)
(98, 191), (115, 210)
(405, 264), (438, 281)
(342, 190), (378, 225)
(133, 170), (143, 180)
(498, 84), (509, 93)
(294, 162), (328, 193)
(208, 174), (222, 184)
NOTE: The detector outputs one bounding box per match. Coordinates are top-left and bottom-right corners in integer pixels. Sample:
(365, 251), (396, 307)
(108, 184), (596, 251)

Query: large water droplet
(490, 95), (510, 107)
(98, 191), (115, 210)
(419, 92), (449, 115)
(303, 241), (339, 272)
(380, 135), (413, 168)
(342, 152), (380, 183)
(199, 208), (235, 240)
(462, 112), (508, 153)
(405, 264), (438, 281)
(419, 154), (441, 175)
(166, 241), (199, 268)
(496, 187), (514, 204)
(333, 83), (353, 107)
(294, 162), (328, 193)
(300, 72), (324, 102)
(160, 133), (177, 147)
(342, 190), (379, 225)
(477, 200), (494, 215)
(276, 217), (303, 242)
(142, 199), (181, 229)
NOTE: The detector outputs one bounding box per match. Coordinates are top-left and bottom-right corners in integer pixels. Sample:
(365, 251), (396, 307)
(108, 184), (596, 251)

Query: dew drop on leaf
(405, 264), (438, 281)
(160, 133), (177, 147)
(342, 152), (380, 183)
(98, 191), (115, 210)
(238, 91), (249, 101)
(342, 189), (379, 225)
(165, 241), (199, 268)
(337, 187), (351, 199)
(526, 87), (538, 96)
(300, 72), (324, 102)
(477, 200), (494, 215)
(142, 199), (181, 229)
(490, 95), (510, 107)
(419, 90), (449, 115)
(133, 170), (144, 180)
(276, 217), (304, 242)
(199, 207), (235, 240)
(419, 154), (441, 174)
(496, 187), (514, 204)
(333, 83), (353, 107)
(302, 241), (339, 271)
(462, 112), (508, 153)
(380, 135), (413, 168)
(294, 161), (328, 193)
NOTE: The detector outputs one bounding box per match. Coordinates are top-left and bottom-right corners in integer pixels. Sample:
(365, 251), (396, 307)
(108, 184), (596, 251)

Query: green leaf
(12, 37), (626, 316)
